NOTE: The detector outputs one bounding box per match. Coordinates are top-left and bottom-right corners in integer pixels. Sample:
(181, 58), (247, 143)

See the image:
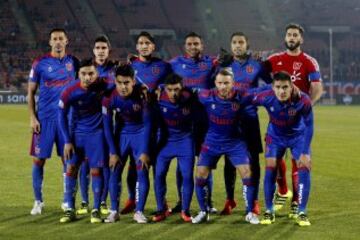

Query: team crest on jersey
(133, 104), (141, 111)
(198, 62), (208, 71)
(231, 103), (240, 111)
(211, 104), (216, 109)
(152, 66), (160, 75)
(182, 107), (190, 115)
(288, 108), (297, 116)
(293, 62), (302, 70)
(246, 65), (254, 74)
(66, 63), (73, 71)
(162, 107), (167, 113)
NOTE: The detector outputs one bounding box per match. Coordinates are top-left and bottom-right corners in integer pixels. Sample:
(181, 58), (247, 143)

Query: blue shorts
(197, 140), (250, 168)
(68, 130), (106, 168)
(157, 137), (195, 162)
(118, 131), (147, 166)
(30, 119), (64, 159)
(264, 134), (308, 161)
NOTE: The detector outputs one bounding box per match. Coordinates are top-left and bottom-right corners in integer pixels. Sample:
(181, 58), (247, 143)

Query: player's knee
(237, 165), (251, 178)
(66, 164), (78, 177)
(297, 160), (311, 171)
(196, 166), (209, 178)
(33, 158), (45, 167)
(266, 158), (277, 168)
(90, 168), (101, 177)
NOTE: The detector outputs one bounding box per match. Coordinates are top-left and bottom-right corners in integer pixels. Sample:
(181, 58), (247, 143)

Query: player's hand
(155, 87), (161, 101)
(140, 84), (149, 102)
(30, 116), (41, 134)
(109, 154), (121, 170)
(292, 85), (301, 100)
(299, 154), (311, 170)
(139, 153), (150, 170)
(64, 143), (74, 161)
(127, 53), (138, 64)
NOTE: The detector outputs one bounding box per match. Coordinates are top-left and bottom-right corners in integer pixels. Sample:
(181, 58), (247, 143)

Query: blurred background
(0, 0), (359, 104)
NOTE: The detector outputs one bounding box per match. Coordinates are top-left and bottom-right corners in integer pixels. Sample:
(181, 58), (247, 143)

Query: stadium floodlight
(309, 26), (350, 104)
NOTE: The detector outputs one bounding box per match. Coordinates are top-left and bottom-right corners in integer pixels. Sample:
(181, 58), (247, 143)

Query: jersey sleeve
(29, 59), (41, 84)
(102, 96), (117, 155)
(58, 88), (72, 144)
(306, 56), (321, 82)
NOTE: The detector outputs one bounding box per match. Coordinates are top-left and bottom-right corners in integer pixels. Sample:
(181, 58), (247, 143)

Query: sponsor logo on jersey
(58, 100), (64, 108)
(293, 62), (302, 70)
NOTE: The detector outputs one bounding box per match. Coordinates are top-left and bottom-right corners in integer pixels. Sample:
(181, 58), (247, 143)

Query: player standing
(170, 32), (217, 213)
(264, 23), (322, 215)
(58, 59), (113, 223)
(102, 65), (152, 223)
(28, 28), (78, 215)
(256, 71), (313, 226)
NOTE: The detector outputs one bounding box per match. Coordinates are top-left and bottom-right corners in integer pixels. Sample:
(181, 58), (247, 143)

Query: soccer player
(256, 71), (313, 226)
(77, 35), (116, 216)
(28, 28), (78, 215)
(102, 64), (151, 223)
(264, 23), (322, 215)
(192, 68), (260, 224)
(58, 59), (113, 223)
(170, 32), (217, 213)
(152, 73), (195, 223)
(220, 32), (272, 215)
(120, 31), (172, 215)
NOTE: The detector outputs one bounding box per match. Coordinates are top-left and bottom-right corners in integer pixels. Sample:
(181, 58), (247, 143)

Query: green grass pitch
(0, 105), (359, 240)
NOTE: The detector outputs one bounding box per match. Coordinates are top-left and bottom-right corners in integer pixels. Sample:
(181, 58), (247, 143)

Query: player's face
(49, 31), (68, 54)
(93, 42), (110, 63)
(231, 35), (248, 57)
(215, 74), (234, 98)
(136, 36), (155, 57)
(185, 37), (203, 58)
(285, 28), (303, 51)
(165, 83), (182, 103)
(79, 66), (98, 89)
(272, 80), (293, 102)
(115, 76), (135, 97)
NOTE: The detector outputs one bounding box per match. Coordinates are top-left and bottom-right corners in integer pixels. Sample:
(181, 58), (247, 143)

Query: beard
(285, 41), (301, 51)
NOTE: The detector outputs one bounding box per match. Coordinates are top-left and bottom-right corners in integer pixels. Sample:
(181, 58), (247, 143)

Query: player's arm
(309, 81), (323, 106)
(28, 82), (40, 133)
(58, 91), (73, 160)
(101, 97), (120, 168)
(300, 97), (314, 169)
(139, 101), (152, 169)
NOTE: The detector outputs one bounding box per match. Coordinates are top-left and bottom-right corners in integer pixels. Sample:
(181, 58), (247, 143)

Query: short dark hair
(78, 58), (95, 70)
(217, 67), (234, 79)
(136, 31), (155, 44)
(164, 73), (183, 86)
(49, 28), (67, 38)
(115, 64), (134, 78)
(273, 71), (292, 83)
(230, 31), (248, 42)
(184, 32), (202, 42)
(285, 23), (305, 36)
(94, 34), (111, 48)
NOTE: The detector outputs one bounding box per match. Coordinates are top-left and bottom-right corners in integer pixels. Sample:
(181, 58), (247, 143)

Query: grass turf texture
(0, 105), (359, 240)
